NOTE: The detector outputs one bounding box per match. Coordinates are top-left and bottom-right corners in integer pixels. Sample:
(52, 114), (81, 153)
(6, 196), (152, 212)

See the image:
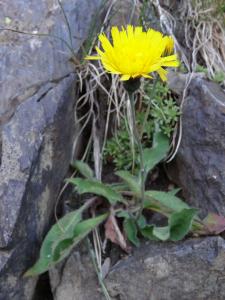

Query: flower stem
(128, 91), (146, 217)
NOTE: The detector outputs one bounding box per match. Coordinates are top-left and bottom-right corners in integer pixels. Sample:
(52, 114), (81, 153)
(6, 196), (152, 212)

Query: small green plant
(104, 125), (138, 171)
(213, 71), (225, 83)
(25, 24), (225, 286)
(178, 63), (188, 73)
(195, 64), (225, 83)
(25, 130), (225, 276)
(103, 114), (153, 171)
(195, 64), (208, 74)
(144, 81), (180, 137)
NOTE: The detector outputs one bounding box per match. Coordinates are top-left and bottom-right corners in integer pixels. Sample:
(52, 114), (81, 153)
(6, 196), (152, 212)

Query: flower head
(85, 25), (179, 81)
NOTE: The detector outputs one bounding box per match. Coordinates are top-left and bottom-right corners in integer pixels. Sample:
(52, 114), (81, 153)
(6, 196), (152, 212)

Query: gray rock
(167, 71), (207, 99)
(0, 0), (101, 125)
(0, 74), (76, 300)
(109, 0), (139, 27)
(0, 0), (102, 299)
(49, 237), (225, 300)
(50, 244), (101, 300)
(168, 76), (225, 216)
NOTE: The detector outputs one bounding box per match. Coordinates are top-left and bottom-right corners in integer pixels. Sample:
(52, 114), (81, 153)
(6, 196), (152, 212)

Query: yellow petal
(126, 25), (134, 39)
(111, 26), (120, 46)
(134, 26), (143, 35)
(96, 46), (104, 56)
(142, 74), (153, 79)
(157, 68), (168, 81)
(120, 74), (130, 81)
(99, 33), (114, 53)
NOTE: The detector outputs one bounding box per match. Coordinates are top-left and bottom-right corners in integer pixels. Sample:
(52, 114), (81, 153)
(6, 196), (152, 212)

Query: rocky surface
(49, 243), (100, 300)
(109, 0), (139, 27)
(0, 75), (75, 300)
(0, 0), (102, 299)
(49, 237), (225, 300)
(0, 0), (102, 125)
(168, 74), (225, 216)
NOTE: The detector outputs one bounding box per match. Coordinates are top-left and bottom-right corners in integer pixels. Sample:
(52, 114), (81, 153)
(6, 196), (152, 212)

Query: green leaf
(116, 171), (140, 195)
(168, 188), (181, 196)
(140, 224), (170, 241)
(137, 214), (147, 229)
(72, 160), (94, 180)
(28, 201), (92, 275)
(144, 190), (190, 213)
(140, 223), (170, 241)
(52, 238), (73, 262)
(153, 226), (170, 241)
(140, 208), (198, 242)
(24, 208), (83, 276)
(116, 210), (130, 219)
(169, 208), (198, 241)
(52, 214), (108, 262)
(143, 131), (169, 174)
(109, 182), (128, 192)
(140, 225), (158, 241)
(67, 178), (124, 204)
(124, 218), (140, 247)
(24, 209), (107, 276)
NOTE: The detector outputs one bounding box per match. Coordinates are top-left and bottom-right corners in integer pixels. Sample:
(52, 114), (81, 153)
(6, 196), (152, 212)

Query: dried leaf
(104, 214), (130, 253)
(203, 213), (225, 234)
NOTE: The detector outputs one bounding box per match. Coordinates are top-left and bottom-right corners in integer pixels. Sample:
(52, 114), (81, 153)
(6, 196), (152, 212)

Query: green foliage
(219, 3), (225, 13)
(179, 63), (188, 73)
(123, 218), (140, 247)
(152, 226), (170, 241)
(144, 81), (180, 137)
(115, 131), (169, 195)
(140, 225), (158, 240)
(104, 81), (179, 171)
(213, 71), (225, 83)
(115, 171), (140, 195)
(117, 184), (198, 243)
(195, 64), (225, 83)
(104, 126), (136, 171)
(72, 160), (94, 180)
(67, 177), (125, 205)
(195, 64), (208, 74)
(26, 134), (201, 277)
(21, 0), (225, 284)
(169, 208), (198, 241)
(140, 208), (197, 241)
(143, 131), (170, 174)
(144, 190), (190, 213)
(25, 204), (107, 276)
(114, 134), (198, 243)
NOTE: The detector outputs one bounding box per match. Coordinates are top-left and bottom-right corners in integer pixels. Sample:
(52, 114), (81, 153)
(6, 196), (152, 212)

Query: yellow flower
(85, 25), (179, 81)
